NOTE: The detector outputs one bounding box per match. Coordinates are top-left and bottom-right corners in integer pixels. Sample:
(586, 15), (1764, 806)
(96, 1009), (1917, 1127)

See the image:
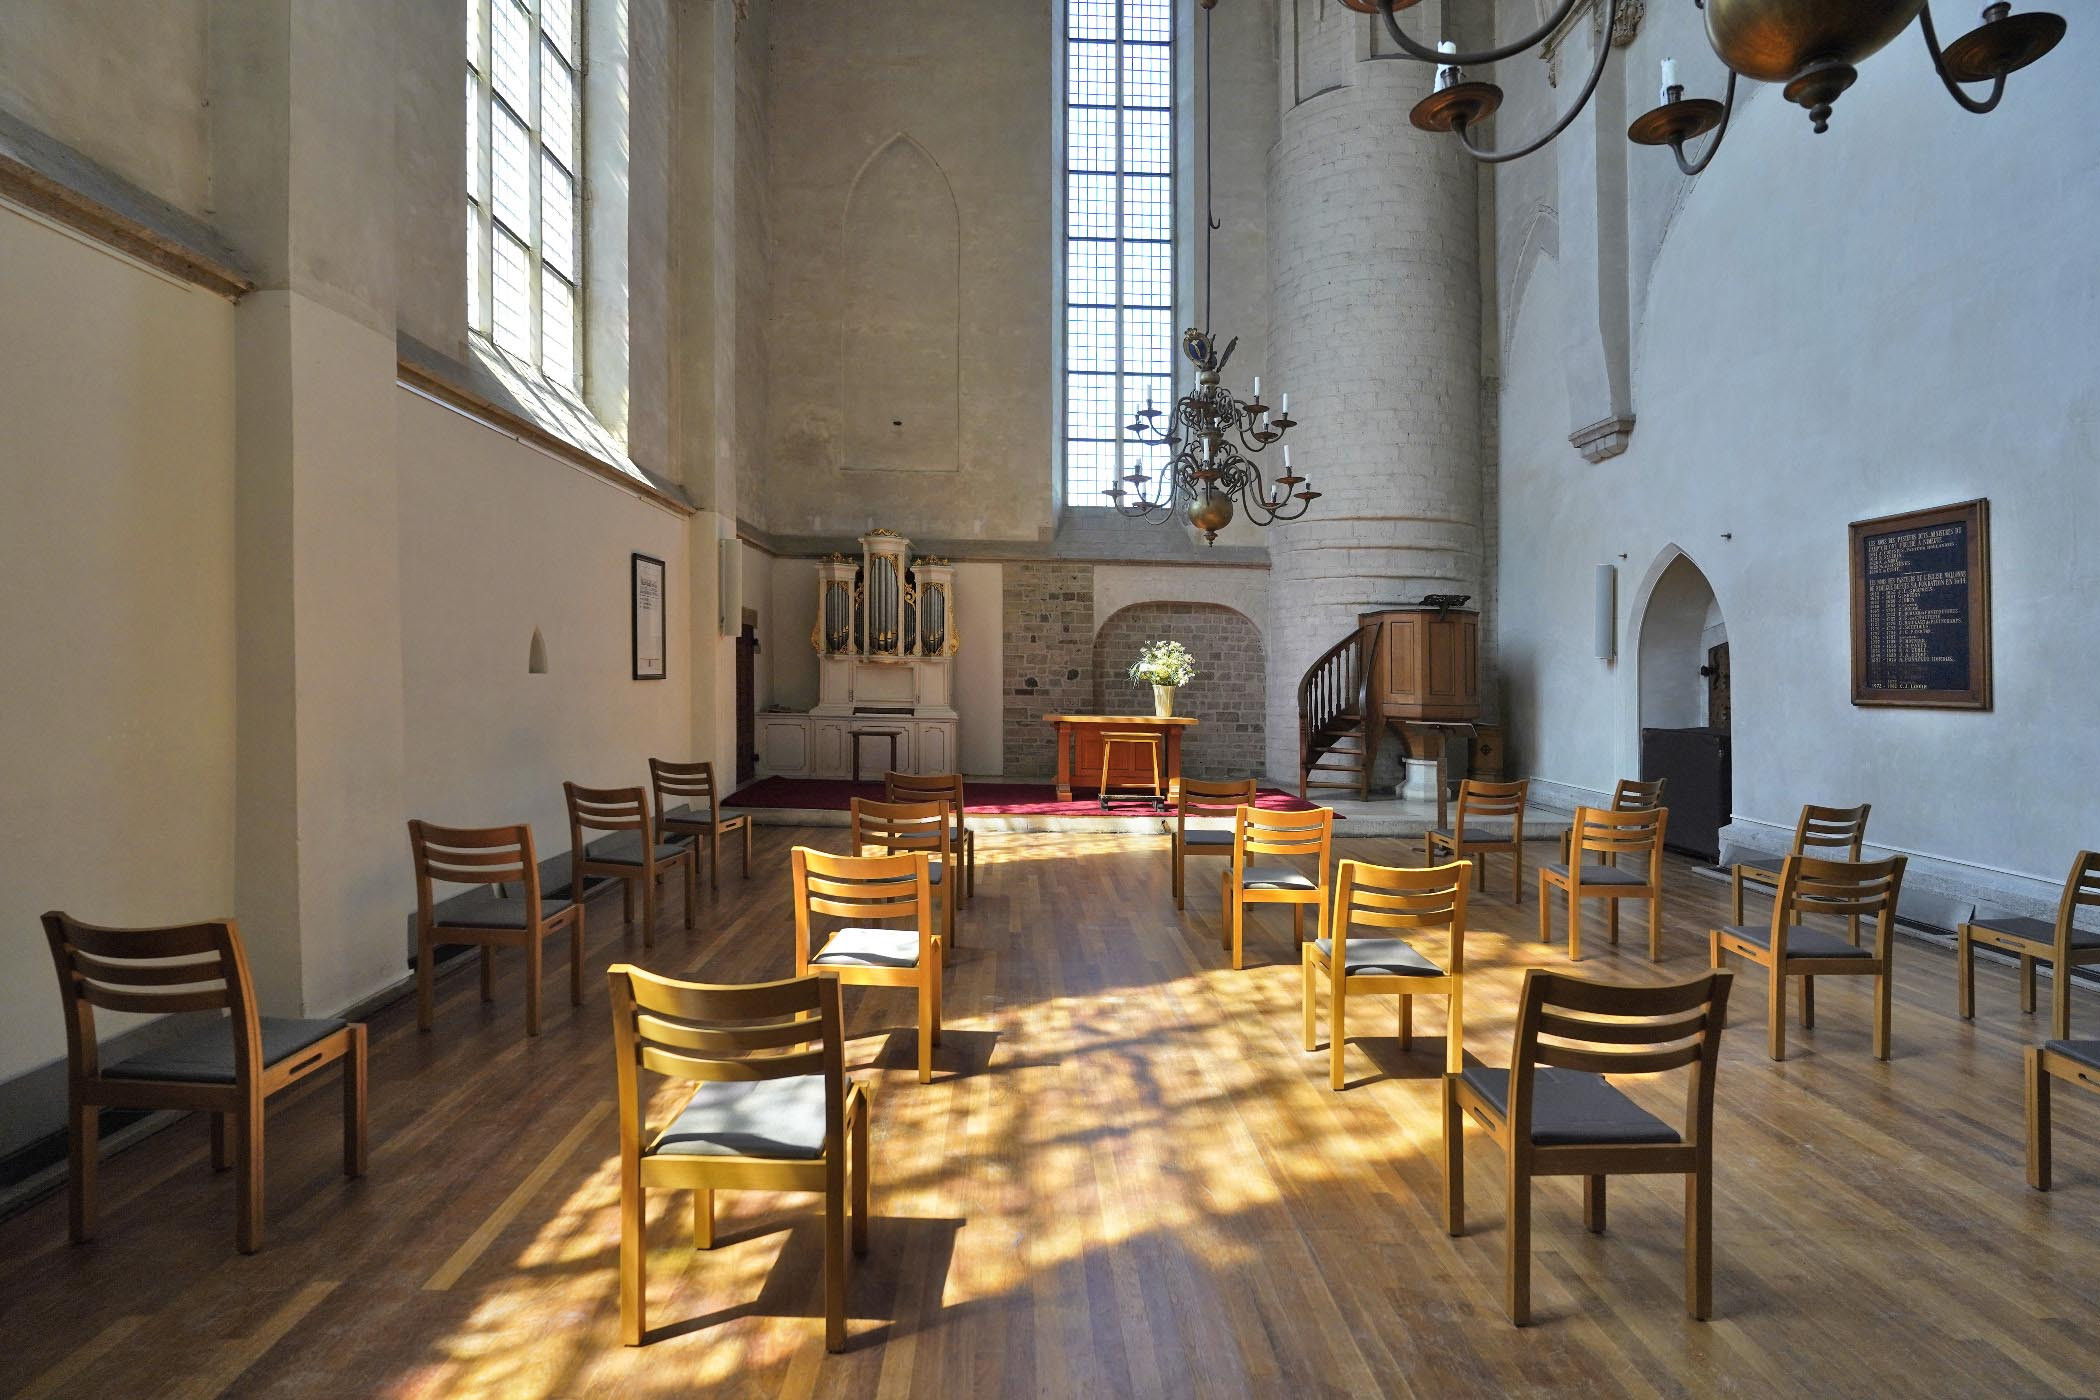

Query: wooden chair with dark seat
(1711, 853), (1907, 1061)
(1427, 778), (1530, 902)
(609, 964), (870, 1350)
(565, 782), (697, 950)
(41, 911), (367, 1254)
(409, 820), (582, 1037)
(1305, 858), (1469, 1087)
(2028, 1039), (2100, 1190)
(885, 770), (976, 902)
(1539, 806), (1670, 961)
(1171, 777), (1258, 910)
(649, 758), (752, 892)
(1557, 777), (1666, 865)
(1444, 967), (1733, 1325)
(1222, 804), (1334, 971)
(849, 797), (955, 951)
(1732, 803), (1872, 944)
(793, 847), (943, 1083)
(1960, 850), (2100, 1042)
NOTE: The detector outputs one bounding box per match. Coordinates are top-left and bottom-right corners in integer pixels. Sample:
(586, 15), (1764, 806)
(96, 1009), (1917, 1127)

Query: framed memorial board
(1849, 499), (1990, 709)
(632, 552), (666, 680)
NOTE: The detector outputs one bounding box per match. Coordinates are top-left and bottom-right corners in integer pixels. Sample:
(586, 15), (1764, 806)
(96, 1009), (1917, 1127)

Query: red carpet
(725, 776), (1330, 818)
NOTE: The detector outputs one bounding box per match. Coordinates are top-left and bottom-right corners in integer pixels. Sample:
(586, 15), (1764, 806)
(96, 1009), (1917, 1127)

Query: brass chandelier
(1107, 0), (1319, 544)
(1348, 0), (2065, 173)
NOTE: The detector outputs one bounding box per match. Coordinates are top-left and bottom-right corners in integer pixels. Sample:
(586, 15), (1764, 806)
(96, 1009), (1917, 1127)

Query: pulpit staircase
(1297, 624), (1378, 800)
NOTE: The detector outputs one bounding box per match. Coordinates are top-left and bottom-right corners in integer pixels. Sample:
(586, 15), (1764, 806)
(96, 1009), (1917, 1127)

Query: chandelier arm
(1670, 68), (1737, 176)
(1453, 0), (1619, 165)
(1377, 0), (1590, 68)
(1917, 4), (2008, 114)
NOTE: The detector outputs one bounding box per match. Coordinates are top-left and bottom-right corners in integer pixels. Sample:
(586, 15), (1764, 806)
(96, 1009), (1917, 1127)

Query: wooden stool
(1099, 731), (1165, 811)
(852, 729), (903, 783)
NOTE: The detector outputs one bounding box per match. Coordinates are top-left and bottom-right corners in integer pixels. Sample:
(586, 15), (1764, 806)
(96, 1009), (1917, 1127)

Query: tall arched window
(1061, 0), (1175, 504)
(467, 0), (583, 390)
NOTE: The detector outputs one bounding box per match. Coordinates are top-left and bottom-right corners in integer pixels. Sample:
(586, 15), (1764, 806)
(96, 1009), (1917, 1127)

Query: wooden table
(1044, 714), (1198, 803)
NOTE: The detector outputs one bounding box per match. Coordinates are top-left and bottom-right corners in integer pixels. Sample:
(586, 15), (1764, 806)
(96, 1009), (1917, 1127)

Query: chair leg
(684, 855), (697, 930)
(931, 949), (944, 1048)
(1687, 1165), (1714, 1320)
(1874, 969), (1893, 1062)
(1173, 842), (1184, 910)
(1230, 890), (1245, 972)
(1800, 975), (1815, 1029)
(1648, 894), (1662, 963)
(918, 978), (935, 1084)
(1442, 1077), (1465, 1236)
(710, 829), (722, 892)
(635, 877), (653, 950)
(1511, 848), (1522, 904)
(1730, 868), (1745, 926)
(1446, 981), (1465, 1075)
(525, 934), (543, 1037)
(1583, 1175), (1606, 1234)
(479, 946), (494, 1004)
(1957, 927), (1975, 1020)
(570, 917), (585, 1007)
(235, 1106), (264, 1255)
(742, 821), (753, 880)
(1330, 975), (1347, 1092)
(1537, 875), (1550, 943)
(2020, 955), (2037, 1015)
(1398, 994), (1414, 1052)
(1292, 903), (1304, 944)
(1301, 945), (1317, 1053)
(622, 880), (635, 928)
(2027, 1049), (2052, 1191)
(1505, 1163), (1533, 1325)
(416, 929), (435, 1032)
(694, 1188), (715, 1249)
(1219, 869), (1232, 951)
(825, 1167), (849, 1353)
(1767, 964), (1787, 1061)
(343, 1025), (368, 1178)
(619, 1167), (646, 1345)
(1568, 887), (1583, 962)
(211, 1112), (230, 1172)
(851, 1094), (871, 1256)
(68, 1102), (98, 1243)
(2052, 962), (2072, 1044)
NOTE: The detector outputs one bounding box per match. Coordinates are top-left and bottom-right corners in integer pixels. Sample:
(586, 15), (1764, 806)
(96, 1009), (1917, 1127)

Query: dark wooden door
(735, 620), (760, 786)
(1705, 642), (1732, 732)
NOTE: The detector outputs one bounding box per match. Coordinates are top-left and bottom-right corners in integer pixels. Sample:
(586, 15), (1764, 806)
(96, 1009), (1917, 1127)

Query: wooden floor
(4, 828), (2099, 1399)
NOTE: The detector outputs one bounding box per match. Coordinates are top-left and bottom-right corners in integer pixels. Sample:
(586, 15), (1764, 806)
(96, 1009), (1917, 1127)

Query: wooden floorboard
(2, 826), (2098, 1398)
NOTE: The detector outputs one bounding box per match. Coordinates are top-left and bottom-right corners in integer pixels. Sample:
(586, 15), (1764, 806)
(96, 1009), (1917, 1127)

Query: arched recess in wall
(1092, 602), (1267, 780)
(1633, 546), (1730, 735)
(841, 134), (961, 474)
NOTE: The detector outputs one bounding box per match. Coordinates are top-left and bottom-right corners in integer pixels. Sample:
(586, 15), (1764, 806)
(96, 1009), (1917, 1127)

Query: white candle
(1436, 40), (1460, 94)
(1661, 57), (1678, 104)
(1280, 392), (1289, 416)
(1252, 375), (1261, 400)
(1283, 445), (1292, 471)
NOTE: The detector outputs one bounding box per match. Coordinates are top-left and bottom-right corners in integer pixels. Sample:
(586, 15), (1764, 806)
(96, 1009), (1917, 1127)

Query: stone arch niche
(841, 134), (960, 473)
(1636, 549), (1728, 733)
(1093, 603), (1266, 780)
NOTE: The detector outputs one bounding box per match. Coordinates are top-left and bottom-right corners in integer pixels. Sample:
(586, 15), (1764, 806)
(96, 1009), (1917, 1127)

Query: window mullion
(1112, 0), (1126, 487)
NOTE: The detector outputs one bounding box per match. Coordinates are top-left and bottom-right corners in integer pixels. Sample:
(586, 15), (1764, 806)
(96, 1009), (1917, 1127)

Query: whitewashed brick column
(1262, 19), (1483, 783)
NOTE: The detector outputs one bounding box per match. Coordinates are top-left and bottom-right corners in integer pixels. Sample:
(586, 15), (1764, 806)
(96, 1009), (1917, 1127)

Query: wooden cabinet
(1362, 607), (1480, 723)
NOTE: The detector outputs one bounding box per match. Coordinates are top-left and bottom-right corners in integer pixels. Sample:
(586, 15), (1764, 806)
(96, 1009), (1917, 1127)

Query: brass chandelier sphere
(1704, 0), (1926, 83)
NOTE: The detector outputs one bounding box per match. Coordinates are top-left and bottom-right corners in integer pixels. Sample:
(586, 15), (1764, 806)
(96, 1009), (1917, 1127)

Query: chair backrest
(2055, 850), (2100, 939)
(1571, 805), (1669, 879)
(408, 821), (541, 923)
(607, 964), (844, 1156)
(1178, 777), (1259, 831)
(1790, 803), (1870, 858)
(41, 912), (260, 1083)
(567, 782), (652, 839)
(791, 847), (935, 965)
(1234, 804), (1334, 869)
(1508, 967), (1733, 1145)
(1454, 778), (1527, 838)
(1773, 854), (1906, 952)
(1611, 777), (1667, 811)
(648, 758), (720, 817)
(1332, 859), (1468, 974)
(884, 771), (967, 832)
(849, 797), (951, 862)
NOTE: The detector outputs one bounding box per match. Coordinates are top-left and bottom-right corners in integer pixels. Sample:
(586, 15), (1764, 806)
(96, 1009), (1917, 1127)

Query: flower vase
(1152, 684), (1176, 718)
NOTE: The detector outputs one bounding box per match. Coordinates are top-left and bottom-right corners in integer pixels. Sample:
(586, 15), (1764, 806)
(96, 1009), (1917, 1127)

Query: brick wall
(1093, 603), (1266, 779)
(1001, 562), (1094, 778)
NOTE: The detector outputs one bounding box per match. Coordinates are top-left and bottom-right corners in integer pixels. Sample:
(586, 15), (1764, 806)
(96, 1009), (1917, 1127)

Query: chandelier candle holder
(1337, 0), (2063, 174)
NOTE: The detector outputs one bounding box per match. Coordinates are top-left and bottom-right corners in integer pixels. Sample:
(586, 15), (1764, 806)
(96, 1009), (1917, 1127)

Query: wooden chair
(1444, 967), (1733, 1325)
(409, 820), (583, 1037)
(1171, 777), (1258, 910)
(608, 965), (869, 1351)
(565, 782), (697, 950)
(1710, 854), (1906, 1061)
(1427, 778), (1530, 902)
(1557, 778), (1666, 865)
(885, 770), (976, 902)
(792, 847), (944, 1084)
(849, 797), (956, 951)
(40, 912), (367, 1255)
(1960, 850), (2100, 1042)
(1221, 804), (1334, 971)
(2027, 1039), (2100, 1191)
(1304, 858), (1469, 1088)
(1732, 803), (1872, 944)
(649, 758), (752, 892)
(1538, 806), (1670, 961)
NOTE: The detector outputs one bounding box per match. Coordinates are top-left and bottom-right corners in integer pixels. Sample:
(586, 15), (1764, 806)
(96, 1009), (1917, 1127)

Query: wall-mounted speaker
(1594, 564), (1617, 661)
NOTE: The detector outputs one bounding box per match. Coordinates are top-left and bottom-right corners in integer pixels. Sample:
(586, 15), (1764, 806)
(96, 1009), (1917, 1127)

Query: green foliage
(1128, 639), (1198, 688)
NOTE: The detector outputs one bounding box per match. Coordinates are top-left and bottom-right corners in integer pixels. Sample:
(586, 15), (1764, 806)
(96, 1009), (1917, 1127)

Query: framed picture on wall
(1849, 498), (1991, 709)
(632, 552), (667, 680)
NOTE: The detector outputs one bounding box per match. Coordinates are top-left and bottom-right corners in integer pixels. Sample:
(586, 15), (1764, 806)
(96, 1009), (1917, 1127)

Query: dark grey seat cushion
(1717, 922), (1874, 961)
(1314, 936), (1444, 977)
(1461, 1066), (1681, 1146)
(107, 1016), (346, 1083)
(810, 926), (922, 969)
(585, 832), (694, 866)
(431, 887), (574, 929)
(659, 804), (720, 827)
(1735, 856), (1784, 877)
(1542, 861), (1648, 887)
(2046, 1040), (2100, 1073)
(1242, 865), (1317, 891)
(871, 859), (944, 885)
(1432, 824), (1515, 845)
(651, 1076), (827, 1159)
(1181, 828), (1234, 848)
(1970, 915), (2100, 950)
